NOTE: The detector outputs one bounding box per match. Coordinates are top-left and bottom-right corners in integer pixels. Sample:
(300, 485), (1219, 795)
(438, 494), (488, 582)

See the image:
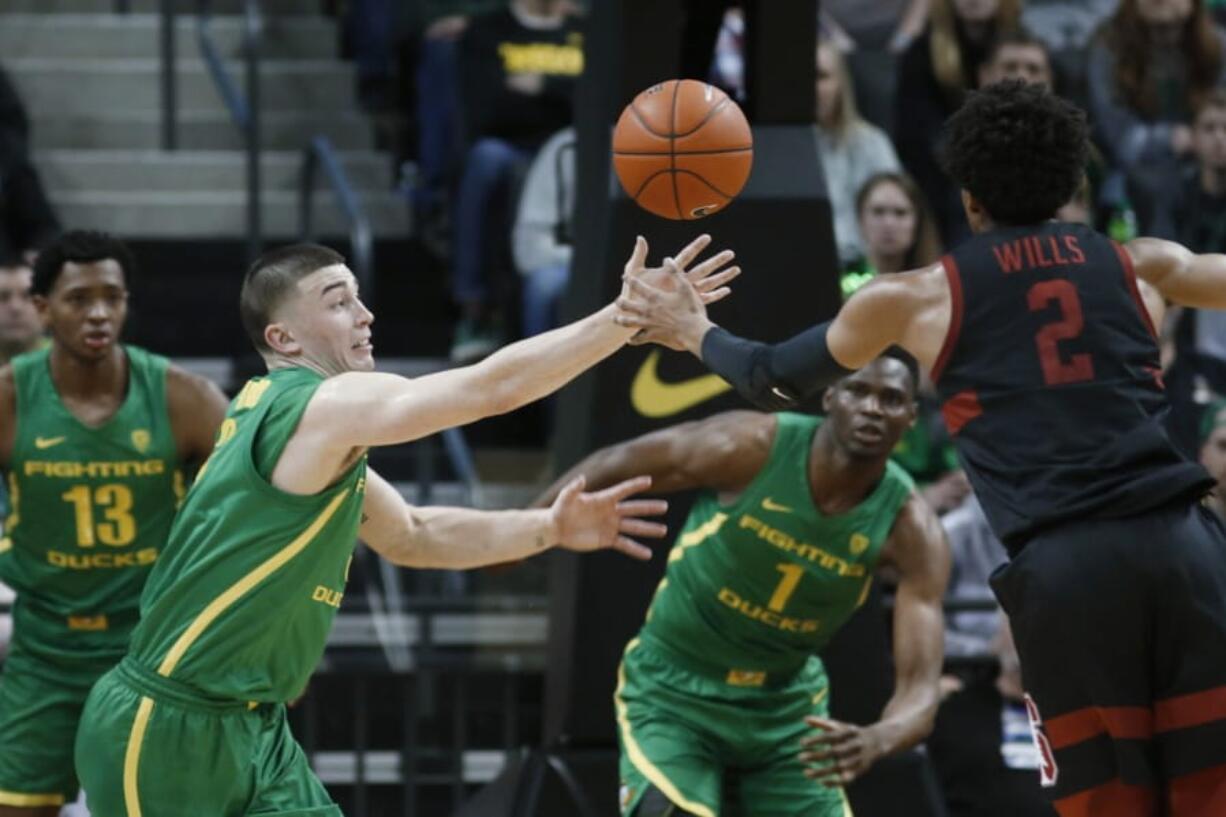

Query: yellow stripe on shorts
(123, 696), (155, 817)
(613, 639), (716, 817)
(0, 789), (65, 807)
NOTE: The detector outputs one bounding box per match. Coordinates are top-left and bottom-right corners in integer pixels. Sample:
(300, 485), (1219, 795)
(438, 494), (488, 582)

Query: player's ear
(821, 386), (834, 413)
(961, 190), (987, 232)
(31, 294), (50, 328)
(263, 321), (300, 356)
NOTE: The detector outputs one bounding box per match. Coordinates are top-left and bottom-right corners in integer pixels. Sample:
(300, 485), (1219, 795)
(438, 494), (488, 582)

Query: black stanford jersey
(932, 222), (1211, 553)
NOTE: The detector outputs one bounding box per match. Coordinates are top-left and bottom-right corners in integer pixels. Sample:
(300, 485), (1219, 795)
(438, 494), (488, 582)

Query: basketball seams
(674, 96), (731, 139)
(628, 102), (671, 139)
(631, 168), (671, 200)
(668, 80), (683, 220)
(613, 147), (753, 157)
(673, 169), (735, 201)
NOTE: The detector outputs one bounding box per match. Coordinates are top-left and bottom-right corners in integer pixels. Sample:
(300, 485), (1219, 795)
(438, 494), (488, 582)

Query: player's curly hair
(32, 230), (137, 296)
(940, 80), (1088, 226)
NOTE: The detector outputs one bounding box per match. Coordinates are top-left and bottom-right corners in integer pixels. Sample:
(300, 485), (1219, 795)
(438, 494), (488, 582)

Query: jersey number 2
(1028, 280), (1094, 386)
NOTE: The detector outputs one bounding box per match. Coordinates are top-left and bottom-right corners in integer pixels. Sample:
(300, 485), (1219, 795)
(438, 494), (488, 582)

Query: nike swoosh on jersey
(630, 350), (731, 419)
(761, 497), (794, 513)
(34, 436), (66, 449)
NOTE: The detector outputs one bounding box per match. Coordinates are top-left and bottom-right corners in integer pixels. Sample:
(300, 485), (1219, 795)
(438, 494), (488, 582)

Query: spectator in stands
(841, 171), (941, 299)
(835, 172), (959, 503)
(821, 0), (931, 53)
(1149, 91), (1226, 454)
(1087, 0), (1226, 229)
(0, 133), (60, 264)
(450, 0), (582, 363)
(816, 41), (901, 267)
(895, 0), (1022, 247)
(1021, 0), (1117, 51)
(709, 5), (746, 101)
(0, 256), (41, 363)
(1201, 398), (1226, 519)
(1150, 88), (1226, 245)
(978, 29), (1054, 88)
(928, 615), (1058, 817)
(512, 126), (574, 339)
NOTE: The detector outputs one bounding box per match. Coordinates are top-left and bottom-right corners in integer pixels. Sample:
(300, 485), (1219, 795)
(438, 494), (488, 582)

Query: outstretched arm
(534, 411), (774, 507)
(615, 264), (933, 409)
(360, 468), (669, 569)
(1128, 237), (1226, 311)
(299, 236), (738, 454)
(799, 493), (950, 787)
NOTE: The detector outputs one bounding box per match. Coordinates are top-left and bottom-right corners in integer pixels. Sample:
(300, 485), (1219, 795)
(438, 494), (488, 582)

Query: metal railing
(299, 135), (374, 299)
(158, 0), (264, 263)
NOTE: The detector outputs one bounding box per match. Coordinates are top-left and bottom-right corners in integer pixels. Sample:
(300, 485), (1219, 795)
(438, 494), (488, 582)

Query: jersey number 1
(1028, 280), (1094, 386)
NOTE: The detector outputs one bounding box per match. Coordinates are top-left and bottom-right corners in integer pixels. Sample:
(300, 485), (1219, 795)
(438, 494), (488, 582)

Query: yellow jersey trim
(0, 538), (10, 554)
(669, 513), (727, 563)
(0, 789), (65, 807)
(123, 695), (155, 817)
(842, 789), (854, 816)
(156, 489), (350, 677)
(614, 639), (716, 817)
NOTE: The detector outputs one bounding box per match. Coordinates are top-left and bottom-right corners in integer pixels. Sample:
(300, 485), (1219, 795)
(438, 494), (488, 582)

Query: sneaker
(450, 318), (503, 364)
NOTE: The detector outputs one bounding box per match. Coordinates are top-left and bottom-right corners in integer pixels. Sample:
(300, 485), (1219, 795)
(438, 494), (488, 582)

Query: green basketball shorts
(614, 638), (852, 817)
(0, 635), (114, 809)
(75, 659), (339, 817)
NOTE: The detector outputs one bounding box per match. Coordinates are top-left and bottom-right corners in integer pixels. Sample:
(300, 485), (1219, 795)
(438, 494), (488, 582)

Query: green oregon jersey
(128, 366), (367, 703)
(639, 412), (914, 682)
(0, 345), (181, 663)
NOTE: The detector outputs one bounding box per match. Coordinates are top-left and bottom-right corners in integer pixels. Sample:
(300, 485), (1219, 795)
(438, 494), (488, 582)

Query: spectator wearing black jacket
(894, 0), (1022, 247)
(450, 0), (581, 363)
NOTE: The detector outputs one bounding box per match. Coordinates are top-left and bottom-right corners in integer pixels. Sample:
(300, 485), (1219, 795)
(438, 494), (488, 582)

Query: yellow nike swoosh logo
(761, 498), (793, 513)
(34, 436), (66, 449)
(630, 350), (731, 419)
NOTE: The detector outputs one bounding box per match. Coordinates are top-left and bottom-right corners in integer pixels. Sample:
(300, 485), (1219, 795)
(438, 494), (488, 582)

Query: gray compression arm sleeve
(699, 323), (854, 410)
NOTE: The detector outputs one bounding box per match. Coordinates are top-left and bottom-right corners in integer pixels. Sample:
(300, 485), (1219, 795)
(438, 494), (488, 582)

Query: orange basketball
(612, 79), (753, 220)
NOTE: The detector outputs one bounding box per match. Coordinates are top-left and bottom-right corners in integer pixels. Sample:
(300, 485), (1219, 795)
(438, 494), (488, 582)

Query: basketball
(612, 79), (753, 221)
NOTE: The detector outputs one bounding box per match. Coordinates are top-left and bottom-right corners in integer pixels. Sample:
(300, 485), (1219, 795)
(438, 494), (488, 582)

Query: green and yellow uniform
(0, 346), (181, 808)
(75, 366), (367, 817)
(616, 413), (913, 817)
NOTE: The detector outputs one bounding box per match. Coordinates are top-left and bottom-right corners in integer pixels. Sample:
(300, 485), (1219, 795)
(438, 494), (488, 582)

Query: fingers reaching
(699, 287), (733, 306)
(670, 234), (713, 271)
(601, 475), (654, 502)
(613, 536), (654, 560)
(623, 235), (650, 276)
(684, 249), (736, 284)
(619, 518), (668, 538)
(691, 265), (741, 294)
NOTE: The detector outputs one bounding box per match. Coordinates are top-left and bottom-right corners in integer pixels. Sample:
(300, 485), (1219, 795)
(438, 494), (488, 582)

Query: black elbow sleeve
(700, 324), (853, 410)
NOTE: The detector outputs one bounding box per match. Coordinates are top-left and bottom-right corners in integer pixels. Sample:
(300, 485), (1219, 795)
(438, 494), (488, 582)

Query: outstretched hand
(616, 235), (740, 352)
(798, 716), (887, 788)
(549, 474), (668, 560)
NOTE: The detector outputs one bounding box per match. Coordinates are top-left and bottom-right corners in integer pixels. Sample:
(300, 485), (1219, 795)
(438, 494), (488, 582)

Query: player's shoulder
(854, 261), (947, 309)
(883, 458), (918, 494)
(164, 363), (229, 435)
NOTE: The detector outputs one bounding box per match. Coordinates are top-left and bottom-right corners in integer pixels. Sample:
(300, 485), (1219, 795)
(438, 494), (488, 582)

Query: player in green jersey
(0, 256), (43, 365)
(0, 232), (229, 817)
(73, 236), (738, 817)
(538, 355), (950, 817)
(0, 254), (44, 684)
